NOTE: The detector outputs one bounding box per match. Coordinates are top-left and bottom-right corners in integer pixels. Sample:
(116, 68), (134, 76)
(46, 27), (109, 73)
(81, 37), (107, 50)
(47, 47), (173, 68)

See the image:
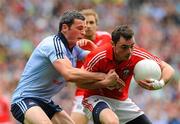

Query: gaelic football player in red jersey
(71, 9), (111, 124)
(81, 25), (174, 124)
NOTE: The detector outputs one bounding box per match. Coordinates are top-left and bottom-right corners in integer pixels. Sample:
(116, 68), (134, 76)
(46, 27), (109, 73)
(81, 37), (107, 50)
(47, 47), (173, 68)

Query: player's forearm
(160, 61), (175, 84)
(76, 79), (111, 89)
(53, 59), (105, 83)
(65, 67), (106, 84)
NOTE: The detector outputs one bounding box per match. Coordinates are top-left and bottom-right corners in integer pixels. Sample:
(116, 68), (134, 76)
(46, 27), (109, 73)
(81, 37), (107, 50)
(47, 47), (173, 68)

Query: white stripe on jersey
(17, 101), (27, 113)
(86, 50), (106, 71)
(96, 31), (111, 36)
(133, 48), (160, 64)
(53, 35), (63, 59)
(133, 48), (153, 58)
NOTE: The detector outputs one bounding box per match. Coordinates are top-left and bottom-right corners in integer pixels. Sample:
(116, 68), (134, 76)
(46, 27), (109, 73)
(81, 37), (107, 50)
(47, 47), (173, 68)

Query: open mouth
(77, 37), (82, 40)
(86, 30), (92, 33)
(125, 55), (131, 59)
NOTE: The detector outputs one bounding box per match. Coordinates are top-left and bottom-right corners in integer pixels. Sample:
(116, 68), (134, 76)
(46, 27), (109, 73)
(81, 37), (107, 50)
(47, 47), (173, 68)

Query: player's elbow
(162, 61), (175, 77)
(166, 63), (175, 78)
(169, 66), (175, 78)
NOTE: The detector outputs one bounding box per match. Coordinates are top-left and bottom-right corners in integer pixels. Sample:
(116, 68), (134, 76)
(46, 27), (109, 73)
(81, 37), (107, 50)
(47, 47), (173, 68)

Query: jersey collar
(58, 33), (73, 52)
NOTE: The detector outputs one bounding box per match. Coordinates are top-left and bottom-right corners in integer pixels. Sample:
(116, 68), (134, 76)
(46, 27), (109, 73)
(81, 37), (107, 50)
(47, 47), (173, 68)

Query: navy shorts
(11, 97), (62, 123)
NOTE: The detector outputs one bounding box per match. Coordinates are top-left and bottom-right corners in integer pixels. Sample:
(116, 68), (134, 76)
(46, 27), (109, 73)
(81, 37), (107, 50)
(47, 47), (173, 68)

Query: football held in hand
(134, 59), (161, 82)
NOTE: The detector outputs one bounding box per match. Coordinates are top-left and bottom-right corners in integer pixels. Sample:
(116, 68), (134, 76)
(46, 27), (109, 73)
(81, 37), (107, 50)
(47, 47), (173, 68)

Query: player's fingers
(117, 84), (123, 89)
(138, 82), (149, 90)
(76, 41), (80, 46)
(138, 80), (153, 90)
(77, 39), (87, 46)
(145, 79), (153, 83)
(76, 40), (83, 46)
(117, 78), (125, 87)
(139, 80), (151, 86)
(82, 39), (87, 46)
(117, 83), (125, 92)
(108, 69), (115, 74)
(107, 86), (114, 90)
(80, 39), (84, 46)
(86, 39), (92, 45)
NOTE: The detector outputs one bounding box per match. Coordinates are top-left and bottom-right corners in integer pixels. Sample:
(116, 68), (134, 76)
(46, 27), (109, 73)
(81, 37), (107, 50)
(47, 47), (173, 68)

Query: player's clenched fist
(105, 69), (125, 89)
(106, 69), (125, 90)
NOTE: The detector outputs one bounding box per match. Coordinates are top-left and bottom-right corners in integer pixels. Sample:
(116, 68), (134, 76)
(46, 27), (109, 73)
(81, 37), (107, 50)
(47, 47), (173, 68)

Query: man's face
(113, 37), (135, 63)
(65, 19), (86, 47)
(84, 15), (97, 37)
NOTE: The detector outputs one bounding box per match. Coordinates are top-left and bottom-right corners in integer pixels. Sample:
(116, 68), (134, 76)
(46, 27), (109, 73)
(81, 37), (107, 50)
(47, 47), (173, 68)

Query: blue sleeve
(75, 46), (90, 61)
(39, 36), (67, 63)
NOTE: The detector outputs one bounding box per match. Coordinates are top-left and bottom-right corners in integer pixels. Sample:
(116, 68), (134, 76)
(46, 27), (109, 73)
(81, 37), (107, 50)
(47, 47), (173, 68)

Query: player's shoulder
(85, 45), (109, 68)
(132, 45), (157, 60)
(96, 31), (111, 37)
(133, 46), (147, 53)
(39, 35), (55, 45)
(39, 34), (63, 48)
(92, 43), (110, 53)
(87, 44), (111, 60)
(133, 45), (148, 54)
(36, 35), (60, 52)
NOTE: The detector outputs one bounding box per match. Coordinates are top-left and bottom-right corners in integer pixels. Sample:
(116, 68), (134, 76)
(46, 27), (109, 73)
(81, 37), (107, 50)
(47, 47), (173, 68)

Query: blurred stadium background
(0, 0), (179, 124)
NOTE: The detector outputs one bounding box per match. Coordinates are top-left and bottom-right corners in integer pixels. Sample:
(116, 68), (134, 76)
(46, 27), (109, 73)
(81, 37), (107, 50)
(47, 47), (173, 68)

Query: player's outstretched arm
(76, 69), (123, 89)
(53, 57), (106, 84)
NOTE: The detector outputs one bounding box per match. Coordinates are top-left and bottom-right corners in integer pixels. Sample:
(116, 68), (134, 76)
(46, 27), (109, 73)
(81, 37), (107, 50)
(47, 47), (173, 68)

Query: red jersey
(92, 31), (111, 47)
(75, 31), (111, 96)
(0, 96), (11, 122)
(83, 44), (161, 100)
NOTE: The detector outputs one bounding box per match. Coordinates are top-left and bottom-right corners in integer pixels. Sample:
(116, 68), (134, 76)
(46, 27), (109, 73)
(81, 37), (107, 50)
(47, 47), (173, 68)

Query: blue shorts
(11, 97), (62, 123)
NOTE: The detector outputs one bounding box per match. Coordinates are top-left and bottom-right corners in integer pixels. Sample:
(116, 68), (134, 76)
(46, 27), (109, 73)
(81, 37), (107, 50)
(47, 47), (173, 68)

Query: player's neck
(113, 53), (122, 64)
(86, 35), (95, 41)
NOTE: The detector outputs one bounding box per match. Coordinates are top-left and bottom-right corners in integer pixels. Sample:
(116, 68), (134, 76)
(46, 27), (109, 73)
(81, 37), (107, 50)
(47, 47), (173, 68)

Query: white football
(134, 59), (161, 82)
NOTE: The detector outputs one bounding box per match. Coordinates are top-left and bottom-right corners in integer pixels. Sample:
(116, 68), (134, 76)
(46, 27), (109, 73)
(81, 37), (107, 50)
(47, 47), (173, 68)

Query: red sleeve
(132, 46), (162, 65)
(95, 32), (112, 46)
(83, 46), (107, 72)
(83, 51), (100, 72)
(99, 35), (111, 45)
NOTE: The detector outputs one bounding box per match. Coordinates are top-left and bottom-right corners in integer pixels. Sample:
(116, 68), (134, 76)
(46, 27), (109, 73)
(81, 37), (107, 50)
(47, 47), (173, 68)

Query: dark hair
(111, 24), (134, 44)
(58, 10), (85, 32)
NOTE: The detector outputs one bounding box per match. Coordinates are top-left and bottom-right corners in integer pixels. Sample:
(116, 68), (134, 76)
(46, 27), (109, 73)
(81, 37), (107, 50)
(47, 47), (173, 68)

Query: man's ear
(111, 41), (115, 46)
(61, 24), (69, 32)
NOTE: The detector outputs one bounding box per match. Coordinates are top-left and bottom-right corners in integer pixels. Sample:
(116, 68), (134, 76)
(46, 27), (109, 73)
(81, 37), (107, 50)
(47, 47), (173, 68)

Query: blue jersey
(11, 33), (88, 103)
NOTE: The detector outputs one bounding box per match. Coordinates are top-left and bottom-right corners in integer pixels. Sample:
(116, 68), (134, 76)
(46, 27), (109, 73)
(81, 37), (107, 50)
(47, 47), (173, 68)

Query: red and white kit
(82, 44), (161, 123)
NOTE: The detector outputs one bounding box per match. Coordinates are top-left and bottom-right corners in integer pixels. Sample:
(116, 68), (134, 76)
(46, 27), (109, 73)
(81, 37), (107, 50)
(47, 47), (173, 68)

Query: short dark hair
(58, 10), (85, 32)
(111, 25), (134, 44)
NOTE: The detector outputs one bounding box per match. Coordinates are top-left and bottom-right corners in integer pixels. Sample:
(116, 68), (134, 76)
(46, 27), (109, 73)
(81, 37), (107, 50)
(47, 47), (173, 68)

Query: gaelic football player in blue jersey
(10, 10), (121, 124)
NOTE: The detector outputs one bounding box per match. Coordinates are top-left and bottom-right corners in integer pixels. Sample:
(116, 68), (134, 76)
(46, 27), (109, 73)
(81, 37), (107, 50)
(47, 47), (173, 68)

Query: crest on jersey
(123, 69), (130, 78)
